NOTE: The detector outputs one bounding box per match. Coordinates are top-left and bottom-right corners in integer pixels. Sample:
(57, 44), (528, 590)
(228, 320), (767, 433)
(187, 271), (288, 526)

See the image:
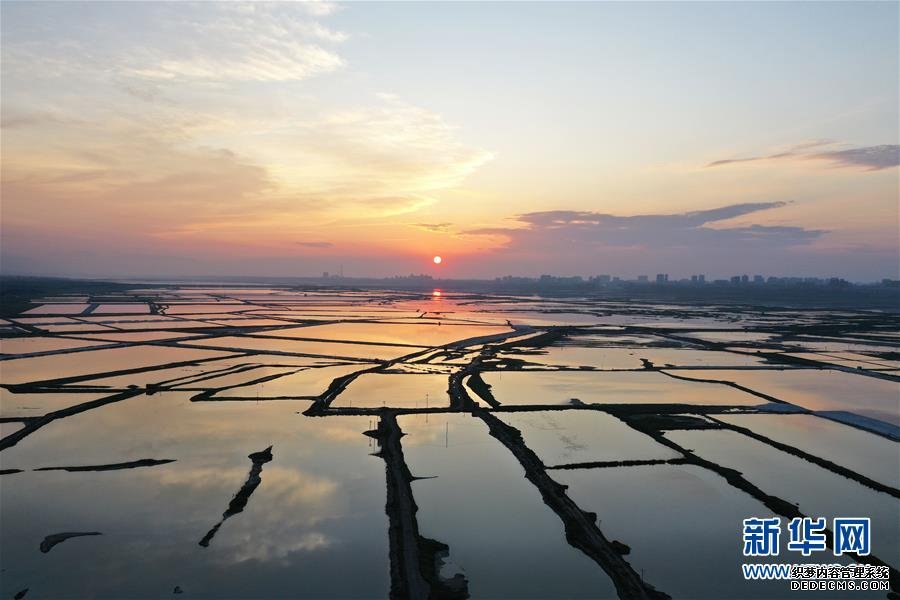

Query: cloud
(298, 1), (341, 17)
(811, 145), (900, 171)
(345, 195), (436, 216)
(123, 6), (346, 83)
(454, 202), (843, 278)
(301, 95), (494, 193)
(706, 142), (899, 171)
(411, 222), (453, 232)
(465, 202), (825, 251)
(0, 110), (82, 129)
(3, 3), (347, 84)
(1, 89), (491, 261)
(707, 156), (774, 167)
(296, 241), (334, 248)
(116, 82), (172, 105)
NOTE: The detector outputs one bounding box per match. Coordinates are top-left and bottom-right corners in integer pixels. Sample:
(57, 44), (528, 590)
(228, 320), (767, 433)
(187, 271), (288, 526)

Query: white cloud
(707, 142), (899, 171)
(3, 2), (348, 84)
(297, 1), (341, 17)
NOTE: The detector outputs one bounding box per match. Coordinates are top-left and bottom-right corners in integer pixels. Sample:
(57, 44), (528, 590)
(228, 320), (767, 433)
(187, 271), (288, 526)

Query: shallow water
(74, 331), (206, 342)
(1, 346), (238, 385)
(0, 395), (390, 598)
(398, 413), (617, 598)
(715, 413), (900, 487)
(114, 320), (223, 330)
(502, 346), (765, 369)
(216, 364), (368, 399)
(332, 373), (451, 409)
(256, 322), (513, 347)
(555, 465), (880, 599)
(0, 336), (107, 355)
(1, 287), (897, 598)
(666, 429), (900, 562)
(164, 304), (251, 315)
(0, 390), (111, 418)
(688, 331), (775, 343)
(179, 335), (424, 361)
(480, 370), (762, 406)
(21, 304), (90, 315)
(668, 369), (900, 425)
(784, 352), (899, 370)
(497, 411), (679, 466)
(789, 340), (898, 353)
(209, 318), (300, 327)
(91, 304), (151, 314)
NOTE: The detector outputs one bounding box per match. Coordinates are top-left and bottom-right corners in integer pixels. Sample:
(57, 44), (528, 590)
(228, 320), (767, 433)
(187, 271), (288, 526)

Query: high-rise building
(656, 273), (669, 283)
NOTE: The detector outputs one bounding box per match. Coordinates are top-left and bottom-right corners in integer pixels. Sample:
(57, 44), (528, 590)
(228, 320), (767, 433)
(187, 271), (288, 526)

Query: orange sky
(1, 2), (897, 280)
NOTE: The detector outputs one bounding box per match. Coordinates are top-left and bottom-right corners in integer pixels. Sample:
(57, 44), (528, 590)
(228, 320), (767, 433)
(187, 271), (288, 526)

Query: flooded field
(665, 369), (900, 426)
(1, 286), (897, 599)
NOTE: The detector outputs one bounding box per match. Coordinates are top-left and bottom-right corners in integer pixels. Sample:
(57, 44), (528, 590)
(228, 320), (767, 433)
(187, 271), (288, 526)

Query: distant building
(597, 274), (611, 284)
(698, 274), (705, 283)
(753, 275), (764, 284)
(323, 271), (329, 278)
(392, 274), (433, 280)
(731, 275), (741, 285)
(637, 275), (649, 282)
(656, 273), (669, 284)
(741, 274), (749, 284)
(537, 274), (583, 286)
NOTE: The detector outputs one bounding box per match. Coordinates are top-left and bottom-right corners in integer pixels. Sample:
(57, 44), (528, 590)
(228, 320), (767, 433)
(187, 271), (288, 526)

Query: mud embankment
(199, 446), (273, 548)
(475, 409), (670, 600)
(369, 413), (468, 600)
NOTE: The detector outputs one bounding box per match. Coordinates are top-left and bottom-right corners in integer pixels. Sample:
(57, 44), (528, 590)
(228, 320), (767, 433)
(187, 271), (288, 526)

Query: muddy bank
(369, 413), (468, 599)
(463, 372), (498, 408)
(547, 458), (689, 470)
(475, 409), (670, 600)
(34, 459), (175, 472)
(40, 532), (101, 553)
(199, 446), (273, 548)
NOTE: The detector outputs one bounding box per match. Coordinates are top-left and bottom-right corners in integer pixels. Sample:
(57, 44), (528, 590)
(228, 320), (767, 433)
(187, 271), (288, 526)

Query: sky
(1, 1), (898, 281)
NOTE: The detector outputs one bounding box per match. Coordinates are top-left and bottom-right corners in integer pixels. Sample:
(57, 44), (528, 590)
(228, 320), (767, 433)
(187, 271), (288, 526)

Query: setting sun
(433, 255), (442, 264)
